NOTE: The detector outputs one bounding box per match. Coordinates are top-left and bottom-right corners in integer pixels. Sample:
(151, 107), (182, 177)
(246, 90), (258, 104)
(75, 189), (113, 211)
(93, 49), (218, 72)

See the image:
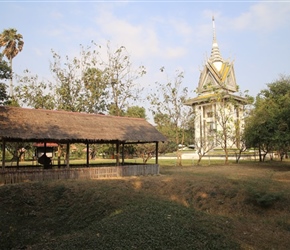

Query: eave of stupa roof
(184, 92), (247, 106)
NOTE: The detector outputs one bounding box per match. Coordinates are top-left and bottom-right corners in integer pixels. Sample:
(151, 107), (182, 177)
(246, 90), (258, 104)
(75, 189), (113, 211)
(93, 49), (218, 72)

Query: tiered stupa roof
(185, 17), (246, 106)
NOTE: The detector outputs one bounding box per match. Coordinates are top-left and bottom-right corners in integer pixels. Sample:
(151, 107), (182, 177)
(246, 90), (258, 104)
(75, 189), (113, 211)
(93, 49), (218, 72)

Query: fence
(122, 164), (159, 176)
(0, 164), (159, 185)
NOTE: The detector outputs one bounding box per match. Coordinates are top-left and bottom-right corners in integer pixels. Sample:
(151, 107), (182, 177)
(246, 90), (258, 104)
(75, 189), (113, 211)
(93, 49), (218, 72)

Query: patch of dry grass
(156, 162), (290, 249)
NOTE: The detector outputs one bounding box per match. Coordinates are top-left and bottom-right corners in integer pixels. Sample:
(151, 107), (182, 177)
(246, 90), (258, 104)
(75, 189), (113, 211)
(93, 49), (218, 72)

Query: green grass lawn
(1, 160), (290, 249)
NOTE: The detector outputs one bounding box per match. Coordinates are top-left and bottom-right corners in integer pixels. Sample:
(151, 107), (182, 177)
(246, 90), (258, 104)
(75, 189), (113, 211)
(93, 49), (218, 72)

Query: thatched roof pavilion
(0, 106), (167, 169)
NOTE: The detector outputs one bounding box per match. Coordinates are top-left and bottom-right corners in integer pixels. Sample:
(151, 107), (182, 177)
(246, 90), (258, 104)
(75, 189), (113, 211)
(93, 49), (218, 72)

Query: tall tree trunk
(258, 146), (262, 162)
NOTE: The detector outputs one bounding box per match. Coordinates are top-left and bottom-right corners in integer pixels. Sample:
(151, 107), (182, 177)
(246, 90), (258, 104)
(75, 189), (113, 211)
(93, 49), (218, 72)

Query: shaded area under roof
(0, 106), (167, 143)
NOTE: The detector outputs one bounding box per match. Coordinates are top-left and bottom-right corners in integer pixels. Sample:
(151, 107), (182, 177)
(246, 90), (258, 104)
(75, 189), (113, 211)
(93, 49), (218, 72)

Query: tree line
(1, 28), (290, 163)
(0, 28), (194, 163)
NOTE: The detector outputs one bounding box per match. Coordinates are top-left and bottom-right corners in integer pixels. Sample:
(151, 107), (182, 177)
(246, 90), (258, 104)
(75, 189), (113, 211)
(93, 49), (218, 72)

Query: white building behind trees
(185, 17), (247, 160)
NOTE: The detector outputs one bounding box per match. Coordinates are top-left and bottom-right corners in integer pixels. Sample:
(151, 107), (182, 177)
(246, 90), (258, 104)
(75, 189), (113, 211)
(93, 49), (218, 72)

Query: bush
(246, 189), (282, 208)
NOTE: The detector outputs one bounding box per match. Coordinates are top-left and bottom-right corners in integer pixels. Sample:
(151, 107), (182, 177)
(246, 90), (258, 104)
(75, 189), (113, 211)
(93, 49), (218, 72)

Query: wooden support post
(2, 139), (5, 169)
(86, 143), (90, 168)
(57, 144), (61, 168)
(66, 143), (70, 168)
(116, 142), (120, 166)
(155, 142), (159, 164)
(121, 142), (125, 165)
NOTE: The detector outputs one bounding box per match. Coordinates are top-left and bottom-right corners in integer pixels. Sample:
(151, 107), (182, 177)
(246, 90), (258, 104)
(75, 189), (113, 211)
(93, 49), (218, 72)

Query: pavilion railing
(0, 164), (159, 185)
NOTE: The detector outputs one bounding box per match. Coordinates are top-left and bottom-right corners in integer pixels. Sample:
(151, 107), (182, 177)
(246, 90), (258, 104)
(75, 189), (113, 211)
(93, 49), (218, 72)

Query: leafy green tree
(125, 106), (146, 119)
(15, 43), (104, 112)
(0, 53), (11, 105)
(50, 42), (111, 113)
(0, 54), (28, 166)
(153, 113), (175, 150)
(183, 115), (195, 146)
(108, 103), (125, 116)
(148, 69), (193, 163)
(16, 41), (145, 116)
(149, 69), (192, 145)
(50, 48), (88, 112)
(266, 76), (290, 158)
(0, 83), (8, 105)
(0, 28), (24, 96)
(15, 70), (55, 109)
(244, 75), (290, 161)
(103, 42), (146, 116)
(82, 67), (107, 113)
(244, 109), (274, 162)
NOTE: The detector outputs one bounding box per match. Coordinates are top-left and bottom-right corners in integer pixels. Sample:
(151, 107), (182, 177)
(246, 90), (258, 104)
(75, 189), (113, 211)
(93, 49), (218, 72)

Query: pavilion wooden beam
(116, 142), (120, 166)
(2, 138), (5, 169)
(57, 144), (61, 168)
(155, 142), (159, 164)
(86, 143), (90, 168)
(66, 143), (70, 168)
(121, 142), (125, 165)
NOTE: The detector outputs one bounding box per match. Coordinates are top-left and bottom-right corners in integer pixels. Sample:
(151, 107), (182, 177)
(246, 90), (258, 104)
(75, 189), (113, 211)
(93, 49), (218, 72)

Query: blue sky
(1, 1), (290, 108)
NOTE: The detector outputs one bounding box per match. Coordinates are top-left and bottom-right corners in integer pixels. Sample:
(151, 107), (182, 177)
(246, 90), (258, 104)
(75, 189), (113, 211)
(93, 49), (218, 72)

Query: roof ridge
(0, 106), (146, 121)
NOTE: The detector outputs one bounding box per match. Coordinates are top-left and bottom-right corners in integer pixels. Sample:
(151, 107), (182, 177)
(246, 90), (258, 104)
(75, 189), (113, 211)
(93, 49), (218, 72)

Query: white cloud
(170, 19), (192, 37)
(229, 3), (290, 33)
(93, 7), (194, 62)
(94, 9), (160, 58)
(164, 46), (186, 59)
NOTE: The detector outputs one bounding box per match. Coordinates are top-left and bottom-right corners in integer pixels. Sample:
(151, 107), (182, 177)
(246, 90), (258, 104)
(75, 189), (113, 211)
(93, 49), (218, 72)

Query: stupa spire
(209, 16), (223, 71)
(212, 15), (217, 42)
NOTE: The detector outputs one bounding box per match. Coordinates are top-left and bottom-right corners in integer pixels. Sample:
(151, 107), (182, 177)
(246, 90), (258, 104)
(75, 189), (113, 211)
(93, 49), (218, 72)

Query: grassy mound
(0, 180), (238, 250)
(1, 161), (290, 249)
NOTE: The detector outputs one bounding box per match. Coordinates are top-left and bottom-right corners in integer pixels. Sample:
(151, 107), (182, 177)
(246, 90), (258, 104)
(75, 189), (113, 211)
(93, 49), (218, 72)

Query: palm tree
(0, 28), (24, 97)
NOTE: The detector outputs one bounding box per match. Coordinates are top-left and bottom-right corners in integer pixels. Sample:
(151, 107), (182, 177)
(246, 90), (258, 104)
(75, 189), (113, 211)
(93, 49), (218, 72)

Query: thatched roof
(0, 106), (167, 144)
